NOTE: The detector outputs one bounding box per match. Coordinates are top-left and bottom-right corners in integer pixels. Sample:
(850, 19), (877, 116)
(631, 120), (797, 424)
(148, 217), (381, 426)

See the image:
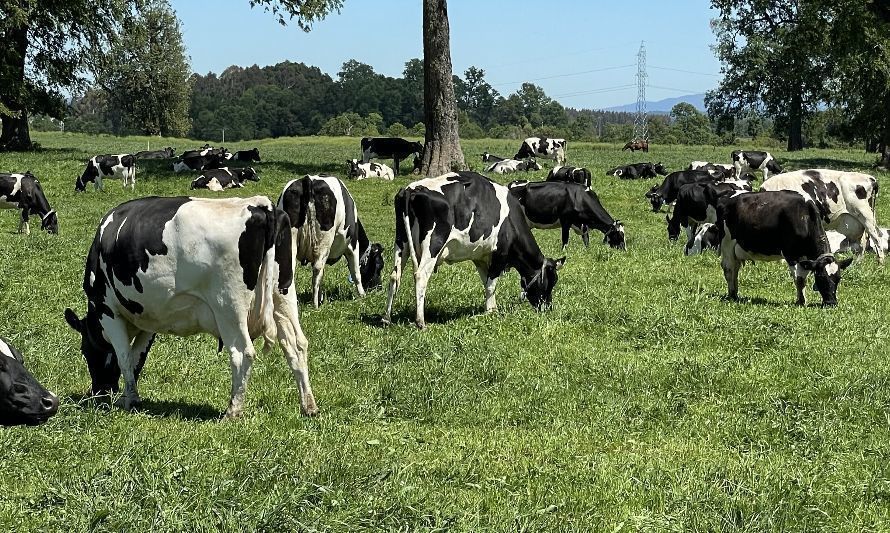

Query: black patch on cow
(338, 179), (359, 249)
(278, 176), (313, 228)
(825, 181), (840, 202)
(311, 179), (337, 231)
(273, 207), (293, 293)
(741, 151), (767, 169)
(854, 184), (868, 200)
(803, 170), (822, 180)
(238, 205), (276, 291)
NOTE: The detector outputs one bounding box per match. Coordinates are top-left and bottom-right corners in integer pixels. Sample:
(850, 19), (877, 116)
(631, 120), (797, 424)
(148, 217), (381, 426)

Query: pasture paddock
(1, 132), (890, 530)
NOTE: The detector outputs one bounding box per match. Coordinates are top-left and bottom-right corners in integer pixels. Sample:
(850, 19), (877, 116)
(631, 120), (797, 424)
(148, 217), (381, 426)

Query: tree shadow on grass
(789, 157), (872, 170)
(360, 304), (481, 328)
(263, 159), (345, 177)
(67, 393), (221, 421)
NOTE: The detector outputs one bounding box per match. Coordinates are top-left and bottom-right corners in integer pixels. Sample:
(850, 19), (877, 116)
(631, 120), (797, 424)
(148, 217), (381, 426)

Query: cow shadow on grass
(360, 304), (481, 328)
(718, 294), (822, 308)
(66, 393), (220, 421)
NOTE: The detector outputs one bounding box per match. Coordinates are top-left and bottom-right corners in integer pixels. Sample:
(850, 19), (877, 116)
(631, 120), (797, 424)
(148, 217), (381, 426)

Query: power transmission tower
(632, 41), (648, 142)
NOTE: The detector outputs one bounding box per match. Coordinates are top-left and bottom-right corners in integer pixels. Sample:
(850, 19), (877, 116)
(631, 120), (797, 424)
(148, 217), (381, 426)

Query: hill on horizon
(603, 93), (706, 114)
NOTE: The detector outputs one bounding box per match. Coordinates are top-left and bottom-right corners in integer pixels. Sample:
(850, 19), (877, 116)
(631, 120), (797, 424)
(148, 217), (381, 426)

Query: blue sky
(171, 0), (722, 110)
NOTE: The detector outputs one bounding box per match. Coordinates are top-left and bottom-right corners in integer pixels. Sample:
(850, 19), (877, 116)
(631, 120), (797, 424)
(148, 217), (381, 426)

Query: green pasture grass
(1, 132), (890, 530)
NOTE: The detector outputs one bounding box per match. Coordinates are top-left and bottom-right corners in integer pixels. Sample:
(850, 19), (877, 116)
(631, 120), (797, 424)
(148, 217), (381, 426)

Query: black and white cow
(607, 162), (668, 180)
(383, 172), (565, 329)
(481, 152), (506, 163)
(515, 137), (567, 165)
(826, 228), (890, 255)
(233, 148), (261, 162)
(731, 150), (783, 180)
(0, 337), (59, 426)
(486, 158), (542, 174)
(190, 167), (260, 191)
(546, 165), (592, 188)
(0, 172), (58, 234)
(718, 190), (854, 307)
(360, 137), (424, 176)
(63, 196), (317, 418)
(684, 223), (720, 256)
(180, 146), (228, 159)
(645, 169), (723, 212)
(134, 147), (175, 159)
(278, 175), (385, 308)
(688, 161), (735, 175)
(508, 180), (626, 250)
(77, 154), (136, 191)
(760, 169), (884, 264)
(346, 159), (395, 180)
(666, 181), (752, 242)
(173, 153), (228, 173)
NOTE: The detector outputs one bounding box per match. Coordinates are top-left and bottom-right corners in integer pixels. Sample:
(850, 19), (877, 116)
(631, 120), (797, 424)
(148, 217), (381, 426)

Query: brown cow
(622, 140), (649, 153)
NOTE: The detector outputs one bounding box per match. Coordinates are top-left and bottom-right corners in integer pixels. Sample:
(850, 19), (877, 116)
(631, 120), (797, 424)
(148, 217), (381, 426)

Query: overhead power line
(551, 84), (636, 99)
(649, 65), (721, 77)
(490, 64), (635, 87)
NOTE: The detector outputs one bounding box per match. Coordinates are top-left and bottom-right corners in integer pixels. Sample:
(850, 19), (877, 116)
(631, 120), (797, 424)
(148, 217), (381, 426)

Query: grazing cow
(233, 148), (261, 162)
(0, 172), (58, 234)
(684, 223), (720, 256)
(760, 169), (884, 263)
(383, 171), (565, 329)
(77, 154), (136, 191)
(622, 140), (649, 153)
(481, 152), (506, 163)
(645, 169), (723, 212)
(826, 228), (890, 254)
(134, 147), (175, 159)
(278, 175), (385, 308)
(607, 162), (668, 180)
(346, 159), (395, 180)
(546, 166), (593, 188)
(508, 180), (626, 250)
(666, 181), (752, 242)
(731, 150), (783, 180)
(486, 158), (542, 174)
(360, 137), (424, 176)
(190, 167), (260, 191)
(0, 337), (59, 426)
(515, 137), (567, 165)
(63, 196), (317, 418)
(173, 153), (228, 173)
(718, 190), (854, 307)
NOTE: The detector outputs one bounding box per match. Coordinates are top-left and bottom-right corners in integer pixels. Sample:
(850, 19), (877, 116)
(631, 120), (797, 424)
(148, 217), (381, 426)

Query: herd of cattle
(0, 134), (884, 426)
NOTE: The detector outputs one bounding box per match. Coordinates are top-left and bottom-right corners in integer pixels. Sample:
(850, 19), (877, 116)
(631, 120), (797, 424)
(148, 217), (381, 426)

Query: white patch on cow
(99, 213), (115, 240)
(825, 261), (839, 276)
(115, 217), (128, 242)
(487, 159), (524, 174)
(207, 178), (224, 192)
(89, 271), (96, 287)
(0, 337), (15, 359)
(0, 173), (23, 209)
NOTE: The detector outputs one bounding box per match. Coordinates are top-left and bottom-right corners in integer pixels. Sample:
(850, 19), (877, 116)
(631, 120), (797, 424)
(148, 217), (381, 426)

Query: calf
(718, 190), (853, 307)
(622, 140), (649, 152)
(481, 152), (506, 163)
(645, 169), (722, 212)
(684, 223), (720, 256)
(0, 172), (58, 234)
(666, 181), (751, 242)
(0, 337), (59, 426)
(278, 175), (385, 308)
(508, 180), (626, 250)
(760, 169), (884, 263)
(486, 158), (542, 174)
(173, 153), (228, 173)
(383, 171), (565, 329)
(77, 154), (136, 191)
(515, 137), (567, 165)
(134, 147), (175, 159)
(731, 150), (783, 180)
(64, 196), (317, 418)
(233, 148), (261, 162)
(361, 137), (424, 176)
(346, 159), (395, 180)
(607, 162), (668, 180)
(546, 166), (592, 188)
(190, 167), (260, 191)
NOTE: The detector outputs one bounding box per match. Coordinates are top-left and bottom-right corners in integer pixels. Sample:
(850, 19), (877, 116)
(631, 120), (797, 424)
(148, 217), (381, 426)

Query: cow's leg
(131, 330), (156, 383)
(383, 242), (407, 325)
(273, 289), (317, 416)
(560, 222), (571, 250)
(721, 246), (741, 300)
(474, 261), (498, 313)
(413, 255), (437, 329)
(791, 263), (808, 306)
(852, 208), (885, 264)
(345, 245), (365, 298)
(220, 324), (255, 419)
(394, 158), (401, 176)
(99, 316), (141, 409)
(310, 250), (331, 308)
(18, 208), (30, 235)
(95, 175), (103, 191)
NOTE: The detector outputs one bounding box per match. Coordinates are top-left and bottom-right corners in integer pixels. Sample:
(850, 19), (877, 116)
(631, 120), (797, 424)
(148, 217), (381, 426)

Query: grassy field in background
(1, 131), (890, 530)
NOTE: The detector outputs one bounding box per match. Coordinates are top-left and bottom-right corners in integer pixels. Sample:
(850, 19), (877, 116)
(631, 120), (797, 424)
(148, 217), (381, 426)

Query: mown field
(2, 131), (890, 530)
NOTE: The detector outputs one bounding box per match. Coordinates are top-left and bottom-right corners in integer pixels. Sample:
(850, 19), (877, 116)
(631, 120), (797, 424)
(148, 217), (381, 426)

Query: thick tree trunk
(0, 112), (32, 151)
(787, 92), (804, 152)
(421, 0), (466, 177)
(0, 22), (33, 151)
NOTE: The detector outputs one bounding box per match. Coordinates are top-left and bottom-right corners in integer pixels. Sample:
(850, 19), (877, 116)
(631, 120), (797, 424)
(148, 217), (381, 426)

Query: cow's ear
(553, 256), (566, 271)
(64, 308), (83, 332)
(838, 256), (855, 270)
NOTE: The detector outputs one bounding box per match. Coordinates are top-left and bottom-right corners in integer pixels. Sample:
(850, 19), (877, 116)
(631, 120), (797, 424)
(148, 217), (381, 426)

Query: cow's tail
(396, 187), (417, 267)
(871, 177), (879, 213)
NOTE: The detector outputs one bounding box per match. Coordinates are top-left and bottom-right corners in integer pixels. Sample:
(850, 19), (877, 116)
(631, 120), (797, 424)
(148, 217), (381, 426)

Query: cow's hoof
(301, 401), (319, 417)
(381, 317), (392, 327)
(223, 408), (243, 420)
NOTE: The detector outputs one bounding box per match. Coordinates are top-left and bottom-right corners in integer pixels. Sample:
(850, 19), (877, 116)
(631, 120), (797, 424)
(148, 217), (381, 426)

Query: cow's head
(797, 254), (854, 307)
(41, 209), (58, 234)
(64, 308), (120, 395)
(521, 257), (566, 311)
(739, 172), (757, 182)
(604, 221), (626, 250)
(75, 163), (97, 192)
(346, 159), (360, 178)
(412, 155), (422, 174)
(654, 162), (668, 175)
(766, 159), (783, 174)
(248, 148), (261, 161)
(165, 147), (176, 158)
(0, 343), (59, 426)
(645, 187), (664, 212)
(359, 242), (385, 291)
(241, 167), (260, 182)
(665, 213), (683, 241)
(526, 158), (542, 171)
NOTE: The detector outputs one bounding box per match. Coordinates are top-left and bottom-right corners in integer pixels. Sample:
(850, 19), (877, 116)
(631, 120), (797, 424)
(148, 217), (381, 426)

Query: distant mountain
(603, 93), (706, 114)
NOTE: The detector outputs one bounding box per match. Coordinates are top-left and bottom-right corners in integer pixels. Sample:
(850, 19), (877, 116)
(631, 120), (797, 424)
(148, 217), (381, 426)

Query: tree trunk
(420, 0), (466, 177)
(0, 22), (33, 151)
(0, 112), (32, 151)
(787, 92), (804, 152)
